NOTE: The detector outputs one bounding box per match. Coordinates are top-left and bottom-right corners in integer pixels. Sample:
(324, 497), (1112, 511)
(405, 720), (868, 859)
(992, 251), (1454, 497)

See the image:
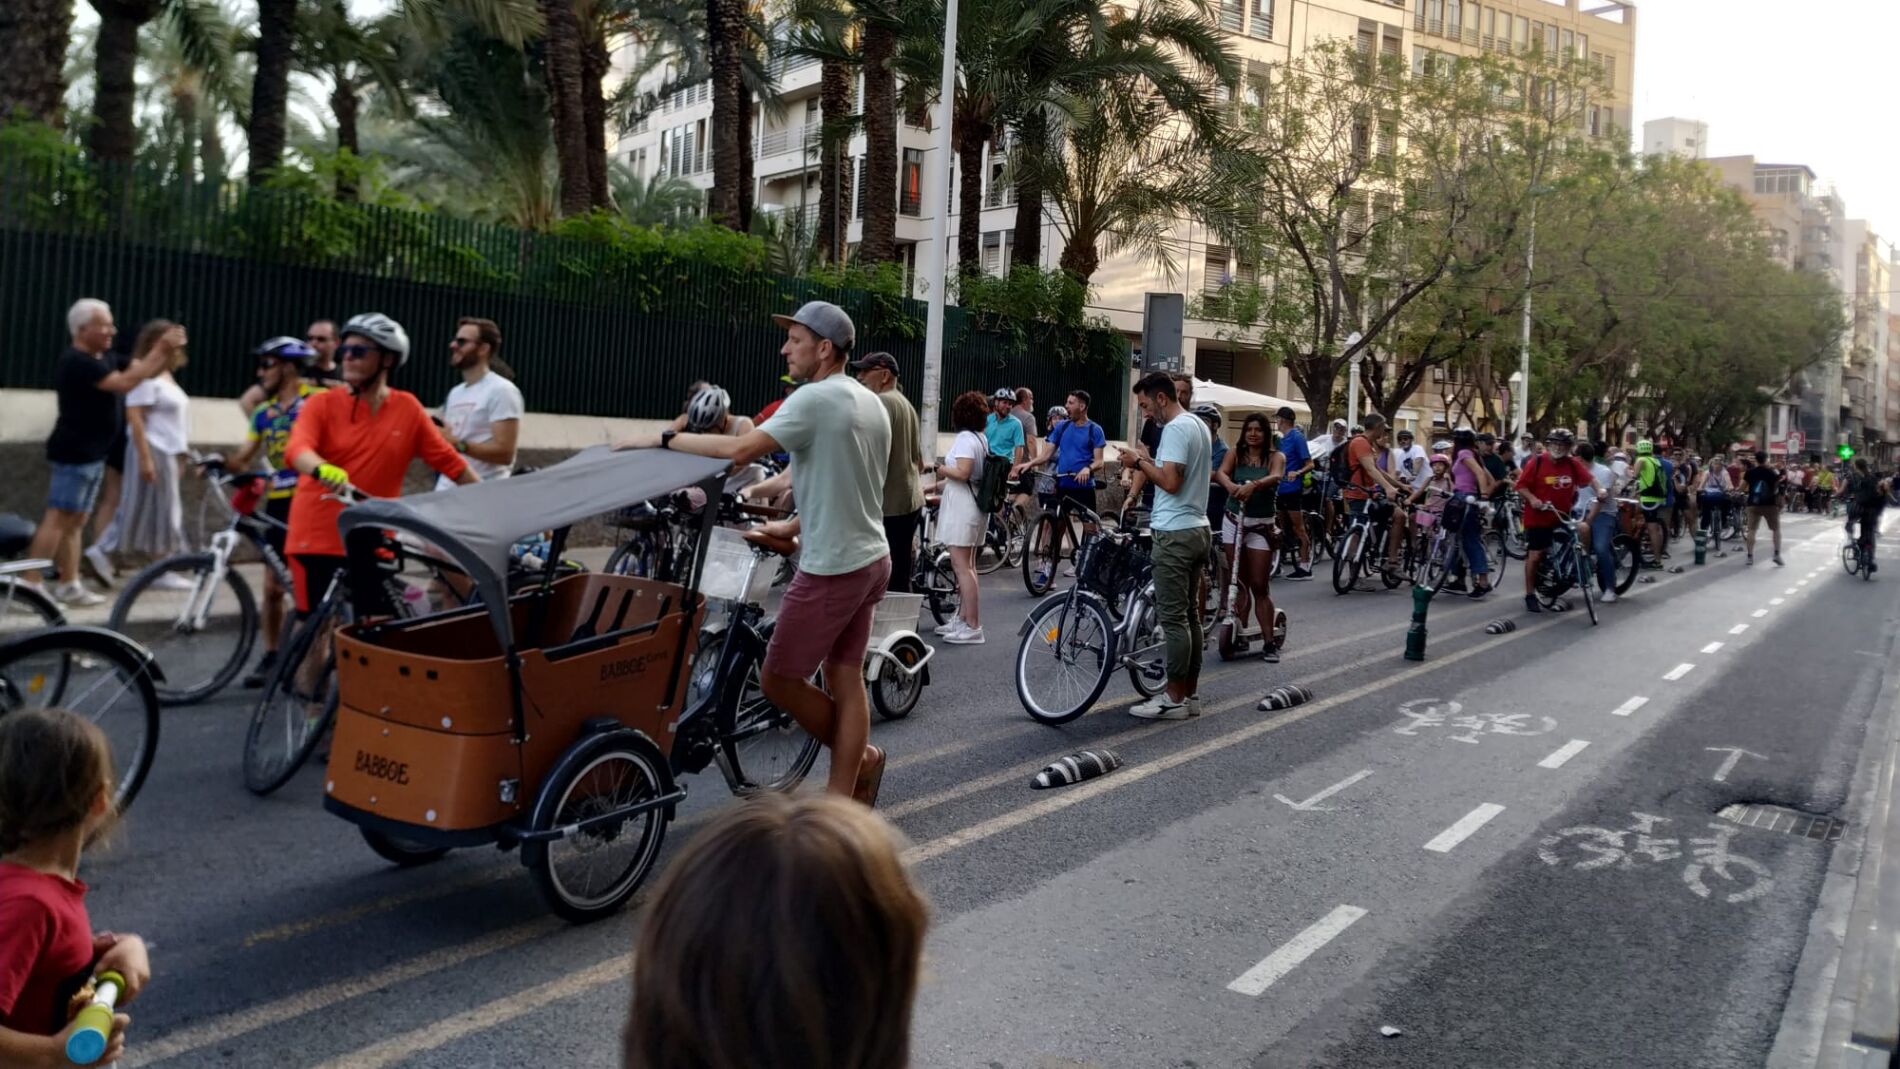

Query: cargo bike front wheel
(523, 728), (677, 924)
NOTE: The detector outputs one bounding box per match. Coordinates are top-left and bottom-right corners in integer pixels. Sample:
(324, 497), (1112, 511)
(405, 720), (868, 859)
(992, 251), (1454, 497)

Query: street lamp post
(915, 0), (959, 453)
(1515, 196), (1537, 443)
(1343, 331), (1365, 426)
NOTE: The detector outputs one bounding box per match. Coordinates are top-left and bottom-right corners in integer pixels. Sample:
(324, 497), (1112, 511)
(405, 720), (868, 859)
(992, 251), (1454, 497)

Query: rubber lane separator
(1729, 624), (1750, 635)
(1227, 905), (1369, 996)
(1537, 740), (1590, 770)
(1663, 663), (1696, 681)
(1424, 803), (1506, 853)
(1611, 696), (1650, 717)
(1701, 641), (1725, 654)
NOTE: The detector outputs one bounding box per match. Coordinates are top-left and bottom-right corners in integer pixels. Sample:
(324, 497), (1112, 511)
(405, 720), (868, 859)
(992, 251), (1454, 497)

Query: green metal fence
(0, 155), (1127, 431)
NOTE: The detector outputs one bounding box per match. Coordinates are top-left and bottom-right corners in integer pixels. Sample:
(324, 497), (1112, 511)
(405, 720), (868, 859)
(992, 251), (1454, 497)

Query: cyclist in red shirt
(1515, 428), (1599, 614)
(283, 313), (475, 615)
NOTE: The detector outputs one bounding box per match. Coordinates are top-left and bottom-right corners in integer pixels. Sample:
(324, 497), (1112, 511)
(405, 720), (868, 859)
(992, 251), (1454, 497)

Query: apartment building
(1641, 116), (1707, 160)
(609, 0), (1636, 432)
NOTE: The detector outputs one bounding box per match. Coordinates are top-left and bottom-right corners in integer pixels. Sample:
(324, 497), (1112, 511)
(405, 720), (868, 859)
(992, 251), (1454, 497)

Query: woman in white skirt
(929, 391), (993, 644)
(93, 320), (191, 583)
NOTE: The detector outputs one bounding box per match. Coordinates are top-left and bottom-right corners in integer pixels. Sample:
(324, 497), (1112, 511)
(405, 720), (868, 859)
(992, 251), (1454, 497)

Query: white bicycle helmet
(341, 312), (410, 367)
(685, 385), (731, 433)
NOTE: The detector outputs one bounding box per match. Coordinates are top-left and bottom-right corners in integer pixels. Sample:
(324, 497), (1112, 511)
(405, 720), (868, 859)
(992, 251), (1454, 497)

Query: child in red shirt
(0, 709), (151, 1065)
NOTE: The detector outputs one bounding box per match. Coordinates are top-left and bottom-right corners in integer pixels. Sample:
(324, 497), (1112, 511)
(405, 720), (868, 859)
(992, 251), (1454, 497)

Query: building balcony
(756, 122), (820, 163)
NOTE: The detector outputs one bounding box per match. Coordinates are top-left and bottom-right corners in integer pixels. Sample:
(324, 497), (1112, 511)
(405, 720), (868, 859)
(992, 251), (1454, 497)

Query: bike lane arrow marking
(1273, 769), (1373, 812)
(1705, 746), (1766, 783)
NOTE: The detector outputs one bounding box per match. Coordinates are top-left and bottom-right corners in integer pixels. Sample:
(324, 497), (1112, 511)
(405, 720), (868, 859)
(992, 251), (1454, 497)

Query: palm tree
(88, 0), (224, 166)
(137, 4), (244, 185)
(297, 0), (406, 198)
(704, 0), (747, 228)
(609, 161), (702, 225)
(0, 0), (73, 127)
(854, 0), (905, 265)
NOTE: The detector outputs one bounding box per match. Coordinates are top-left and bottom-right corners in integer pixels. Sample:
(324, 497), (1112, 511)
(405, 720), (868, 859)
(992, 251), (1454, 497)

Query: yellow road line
(312, 954), (631, 1069)
(243, 865), (517, 947)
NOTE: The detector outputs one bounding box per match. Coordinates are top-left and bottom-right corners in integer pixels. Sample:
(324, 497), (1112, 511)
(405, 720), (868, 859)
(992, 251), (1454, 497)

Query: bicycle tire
(1577, 551), (1598, 625)
(0, 627), (161, 812)
(1022, 513), (1062, 597)
(0, 577), (64, 640)
(975, 514), (1010, 575)
(243, 600), (339, 796)
(720, 622), (821, 795)
(109, 552), (257, 705)
(1331, 528), (1363, 595)
(924, 551), (960, 626)
(1015, 594), (1115, 725)
(360, 827), (451, 866)
(1611, 535), (1640, 594)
(1419, 531), (1453, 593)
(1003, 508), (1027, 567)
(1125, 597), (1168, 698)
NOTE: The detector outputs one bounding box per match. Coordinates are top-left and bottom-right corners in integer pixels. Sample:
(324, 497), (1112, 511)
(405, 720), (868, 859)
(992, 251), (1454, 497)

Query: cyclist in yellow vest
(1633, 440), (1667, 569)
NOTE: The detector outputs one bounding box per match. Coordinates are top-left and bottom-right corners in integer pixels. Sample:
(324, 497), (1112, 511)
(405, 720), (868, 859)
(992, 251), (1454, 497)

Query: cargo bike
(319, 445), (822, 921)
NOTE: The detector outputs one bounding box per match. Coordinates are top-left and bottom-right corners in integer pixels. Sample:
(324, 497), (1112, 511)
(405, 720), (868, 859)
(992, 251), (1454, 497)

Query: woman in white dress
(929, 391), (992, 644)
(94, 320), (191, 578)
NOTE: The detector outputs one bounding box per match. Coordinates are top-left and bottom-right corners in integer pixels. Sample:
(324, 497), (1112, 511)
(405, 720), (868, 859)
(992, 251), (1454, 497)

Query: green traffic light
(1838, 444), (1855, 460)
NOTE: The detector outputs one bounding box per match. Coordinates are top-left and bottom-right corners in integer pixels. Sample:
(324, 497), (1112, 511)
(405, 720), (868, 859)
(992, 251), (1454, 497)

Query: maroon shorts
(763, 556), (893, 679)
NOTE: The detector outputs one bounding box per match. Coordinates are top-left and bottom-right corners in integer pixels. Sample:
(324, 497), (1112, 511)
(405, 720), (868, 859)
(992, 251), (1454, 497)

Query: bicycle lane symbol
(1535, 812), (1774, 905)
(1390, 699), (1557, 745)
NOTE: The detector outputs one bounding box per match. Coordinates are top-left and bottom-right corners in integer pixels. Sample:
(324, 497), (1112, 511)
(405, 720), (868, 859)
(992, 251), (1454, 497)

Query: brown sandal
(852, 745), (887, 808)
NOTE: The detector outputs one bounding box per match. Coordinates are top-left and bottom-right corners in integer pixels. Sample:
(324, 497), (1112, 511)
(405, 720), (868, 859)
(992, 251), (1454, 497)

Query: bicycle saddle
(0, 513), (33, 558)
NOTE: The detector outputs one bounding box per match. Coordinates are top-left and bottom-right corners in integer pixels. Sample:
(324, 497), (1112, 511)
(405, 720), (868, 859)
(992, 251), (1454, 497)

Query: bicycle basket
(1078, 533), (1147, 598)
(699, 527), (771, 604)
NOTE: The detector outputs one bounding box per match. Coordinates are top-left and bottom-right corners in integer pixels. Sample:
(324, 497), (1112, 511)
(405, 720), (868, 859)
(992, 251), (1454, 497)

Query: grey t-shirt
(1012, 405), (1038, 444)
(762, 373), (892, 575)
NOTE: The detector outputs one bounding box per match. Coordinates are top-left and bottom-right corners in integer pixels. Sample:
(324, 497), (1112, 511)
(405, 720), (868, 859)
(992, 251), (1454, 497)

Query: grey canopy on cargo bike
(337, 443), (730, 648)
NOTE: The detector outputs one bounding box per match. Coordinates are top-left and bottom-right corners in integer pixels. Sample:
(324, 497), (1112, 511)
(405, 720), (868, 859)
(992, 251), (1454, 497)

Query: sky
(1630, 0), (1900, 254)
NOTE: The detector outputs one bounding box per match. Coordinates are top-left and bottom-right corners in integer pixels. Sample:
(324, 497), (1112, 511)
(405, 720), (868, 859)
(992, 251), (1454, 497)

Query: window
(1560, 29), (1573, 62)
(1250, 0), (1273, 38)
(1587, 105), (1602, 137)
(1221, 0), (1243, 32)
(985, 140), (1015, 208)
(1446, 0), (1460, 37)
(900, 148), (924, 216)
(1350, 114), (1371, 163)
(1514, 15), (1530, 48)
(980, 230), (1014, 275)
(856, 154), (867, 218)
(1204, 245), (1232, 292)
(1544, 22), (1558, 53)
(694, 118), (707, 172)
(1377, 118), (1397, 165)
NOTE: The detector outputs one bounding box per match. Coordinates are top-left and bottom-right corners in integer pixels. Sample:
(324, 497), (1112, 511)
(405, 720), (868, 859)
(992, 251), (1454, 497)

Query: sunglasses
(448, 337), (478, 348)
(338, 344), (381, 361)
(306, 335), (332, 343)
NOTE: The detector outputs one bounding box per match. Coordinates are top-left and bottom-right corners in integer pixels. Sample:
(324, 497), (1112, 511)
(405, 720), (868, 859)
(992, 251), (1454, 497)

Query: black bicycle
(1021, 476), (1106, 596)
(1529, 506), (1599, 625)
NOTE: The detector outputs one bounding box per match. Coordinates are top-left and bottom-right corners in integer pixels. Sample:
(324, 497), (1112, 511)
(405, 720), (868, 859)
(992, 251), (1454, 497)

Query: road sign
(1788, 429), (1804, 454)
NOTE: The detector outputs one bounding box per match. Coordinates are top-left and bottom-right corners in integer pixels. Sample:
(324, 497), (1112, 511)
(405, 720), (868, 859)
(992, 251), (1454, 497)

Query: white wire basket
(868, 593), (926, 643)
(699, 527), (773, 605)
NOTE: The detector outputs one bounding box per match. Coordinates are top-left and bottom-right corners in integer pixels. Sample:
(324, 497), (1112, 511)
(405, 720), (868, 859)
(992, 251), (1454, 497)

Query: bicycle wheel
(243, 603), (338, 796)
(0, 577), (63, 641)
(0, 628), (161, 812)
(1308, 514), (1333, 561)
(1380, 533), (1409, 590)
(1124, 597), (1168, 698)
(1015, 594), (1115, 725)
(1418, 532), (1453, 592)
(1501, 518), (1527, 559)
(360, 827), (451, 867)
(980, 512), (1010, 573)
(721, 623), (821, 795)
(109, 553), (257, 705)
(1611, 535), (1640, 594)
(1577, 552), (1598, 625)
(1842, 542), (1858, 576)
(524, 732), (671, 923)
(1022, 513), (1062, 596)
(1003, 508), (1027, 567)
(1482, 529), (1507, 572)
(923, 550), (960, 626)
(1331, 528), (1364, 595)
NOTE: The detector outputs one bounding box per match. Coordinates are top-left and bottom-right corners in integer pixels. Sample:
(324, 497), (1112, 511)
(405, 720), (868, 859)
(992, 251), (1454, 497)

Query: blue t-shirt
(985, 412), (1025, 459)
(1207, 434), (1229, 522)
(1660, 457), (1676, 506)
(1050, 419), (1106, 489)
(1151, 411), (1212, 532)
(1278, 427), (1310, 495)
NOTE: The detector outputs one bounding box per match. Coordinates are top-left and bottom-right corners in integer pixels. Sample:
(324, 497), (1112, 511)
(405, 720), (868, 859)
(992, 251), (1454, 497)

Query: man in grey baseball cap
(613, 295), (895, 806)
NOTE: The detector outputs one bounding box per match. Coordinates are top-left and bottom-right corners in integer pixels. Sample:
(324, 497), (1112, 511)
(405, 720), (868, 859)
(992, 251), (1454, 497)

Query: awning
(1192, 379), (1309, 417)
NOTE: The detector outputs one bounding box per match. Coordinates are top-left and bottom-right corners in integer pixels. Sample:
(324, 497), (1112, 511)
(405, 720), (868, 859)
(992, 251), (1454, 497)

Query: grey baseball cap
(772, 300), (855, 352)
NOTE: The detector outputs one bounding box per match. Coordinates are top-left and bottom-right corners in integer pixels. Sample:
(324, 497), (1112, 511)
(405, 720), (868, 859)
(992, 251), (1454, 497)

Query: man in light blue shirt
(984, 389), (1025, 462)
(1117, 371), (1211, 720)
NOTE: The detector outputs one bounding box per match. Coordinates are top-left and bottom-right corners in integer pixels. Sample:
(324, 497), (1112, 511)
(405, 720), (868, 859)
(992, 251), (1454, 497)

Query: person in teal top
(984, 389), (1025, 462)
(1215, 413), (1285, 662)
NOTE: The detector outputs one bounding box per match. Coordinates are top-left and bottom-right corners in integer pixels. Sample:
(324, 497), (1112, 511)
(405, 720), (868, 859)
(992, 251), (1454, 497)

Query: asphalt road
(54, 509), (1899, 1068)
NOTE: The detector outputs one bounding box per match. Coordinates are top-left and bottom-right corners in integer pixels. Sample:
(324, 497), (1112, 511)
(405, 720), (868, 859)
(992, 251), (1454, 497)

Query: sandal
(853, 745), (887, 808)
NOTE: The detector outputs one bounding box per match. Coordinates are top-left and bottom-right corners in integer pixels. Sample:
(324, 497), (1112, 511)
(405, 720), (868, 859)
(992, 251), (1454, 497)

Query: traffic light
(1838, 443), (1856, 460)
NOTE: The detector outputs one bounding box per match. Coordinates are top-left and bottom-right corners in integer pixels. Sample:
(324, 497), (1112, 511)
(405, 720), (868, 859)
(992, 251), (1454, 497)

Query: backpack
(973, 452), (1012, 513)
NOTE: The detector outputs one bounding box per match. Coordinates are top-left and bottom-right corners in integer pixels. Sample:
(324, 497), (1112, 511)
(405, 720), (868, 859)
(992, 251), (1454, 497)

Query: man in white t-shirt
(613, 300), (893, 808)
(436, 317), (524, 490)
(1391, 428), (1430, 490)
(1118, 372), (1211, 721)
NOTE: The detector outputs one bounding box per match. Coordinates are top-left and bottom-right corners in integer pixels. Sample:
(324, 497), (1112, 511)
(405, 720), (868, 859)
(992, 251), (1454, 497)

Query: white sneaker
(149, 571), (198, 592)
(1599, 589), (1617, 604)
(943, 625), (985, 645)
(1062, 564), (1079, 577)
(83, 545), (116, 588)
(53, 582), (105, 607)
(1129, 695), (1195, 720)
(933, 618), (964, 636)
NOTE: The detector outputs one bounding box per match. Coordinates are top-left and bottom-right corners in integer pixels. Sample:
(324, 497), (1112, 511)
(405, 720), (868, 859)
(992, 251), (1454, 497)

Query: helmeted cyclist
(215, 336), (325, 686)
(283, 313), (477, 618)
(1843, 457), (1889, 572)
(669, 381), (755, 439)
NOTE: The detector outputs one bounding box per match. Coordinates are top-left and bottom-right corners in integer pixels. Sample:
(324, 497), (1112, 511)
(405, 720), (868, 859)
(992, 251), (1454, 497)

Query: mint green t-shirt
(762, 373), (893, 575)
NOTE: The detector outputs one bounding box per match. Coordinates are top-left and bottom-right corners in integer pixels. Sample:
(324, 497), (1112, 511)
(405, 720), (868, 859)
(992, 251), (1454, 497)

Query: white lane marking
(1611, 696), (1650, 717)
(314, 954), (630, 1069)
(1729, 624), (1749, 635)
(1273, 769), (1374, 811)
(1705, 746), (1766, 783)
(1701, 641), (1725, 654)
(1227, 905), (1369, 996)
(1752, 609), (1770, 618)
(1538, 740), (1591, 769)
(1797, 579), (1809, 586)
(1770, 597), (1786, 605)
(1424, 803), (1506, 853)
(1663, 663), (1696, 681)
(1784, 587), (1798, 594)
(123, 918), (565, 1066)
